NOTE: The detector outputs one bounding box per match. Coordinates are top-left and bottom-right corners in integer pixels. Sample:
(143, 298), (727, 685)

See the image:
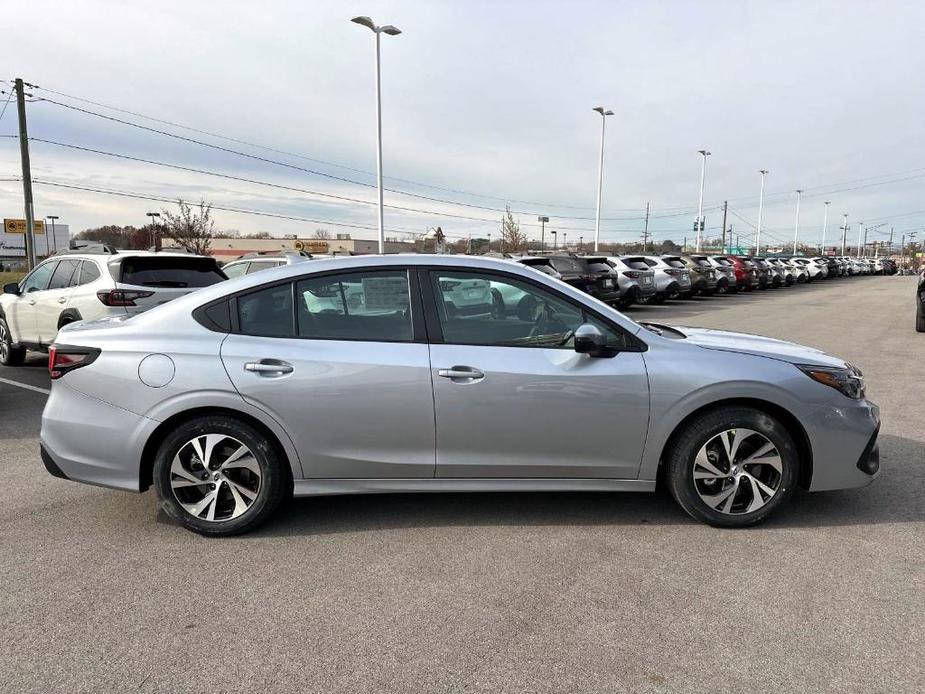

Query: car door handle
(437, 366), (485, 381)
(244, 360), (294, 376)
(57, 297), (67, 304)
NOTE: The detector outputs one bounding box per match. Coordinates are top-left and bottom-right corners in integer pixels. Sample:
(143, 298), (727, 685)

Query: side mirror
(3, 282), (21, 296)
(574, 323), (608, 356)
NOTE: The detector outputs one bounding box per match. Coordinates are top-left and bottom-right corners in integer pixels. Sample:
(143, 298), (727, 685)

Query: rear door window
(118, 256), (226, 288)
(48, 260), (81, 290)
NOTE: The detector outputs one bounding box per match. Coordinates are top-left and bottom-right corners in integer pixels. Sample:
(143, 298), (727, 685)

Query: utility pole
(47, 215), (59, 254)
(642, 202), (650, 253)
(857, 222), (864, 259)
(888, 227), (894, 255)
(683, 236), (687, 252)
(721, 200), (728, 254)
(14, 78), (36, 270)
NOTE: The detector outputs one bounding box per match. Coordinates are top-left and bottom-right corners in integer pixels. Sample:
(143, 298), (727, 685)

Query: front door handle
(244, 359), (294, 376)
(437, 366), (485, 382)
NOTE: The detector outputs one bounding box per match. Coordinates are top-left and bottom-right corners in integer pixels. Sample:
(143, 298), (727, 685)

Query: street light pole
(756, 169), (767, 254)
(857, 222), (864, 259)
(592, 107), (613, 253)
(146, 212), (161, 250)
(352, 16), (402, 255)
(841, 213), (848, 256)
(550, 230), (557, 250)
(695, 149), (711, 252)
(792, 189), (803, 254)
(46, 215), (59, 254)
(538, 215), (548, 252)
(820, 202), (830, 254)
(563, 231), (568, 251)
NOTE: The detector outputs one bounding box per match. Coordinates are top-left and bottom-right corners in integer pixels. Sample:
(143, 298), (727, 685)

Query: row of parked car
(491, 252), (897, 309)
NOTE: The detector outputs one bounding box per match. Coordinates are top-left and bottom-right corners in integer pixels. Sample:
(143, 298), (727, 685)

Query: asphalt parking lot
(0, 275), (922, 693)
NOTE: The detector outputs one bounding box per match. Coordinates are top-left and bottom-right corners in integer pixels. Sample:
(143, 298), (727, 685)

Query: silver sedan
(40, 255), (880, 536)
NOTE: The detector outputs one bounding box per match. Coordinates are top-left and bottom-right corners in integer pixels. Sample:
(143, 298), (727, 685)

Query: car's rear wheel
(665, 407), (798, 527)
(916, 299), (925, 333)
(153, 415), (289, 536)
(0, 318), (26, 366)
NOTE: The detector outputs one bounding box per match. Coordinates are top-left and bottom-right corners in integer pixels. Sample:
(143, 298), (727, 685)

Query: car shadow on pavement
(249, 434), (923, 537)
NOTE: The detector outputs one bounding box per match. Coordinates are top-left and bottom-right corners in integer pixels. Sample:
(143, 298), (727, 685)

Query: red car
(726, 256), (760, 291)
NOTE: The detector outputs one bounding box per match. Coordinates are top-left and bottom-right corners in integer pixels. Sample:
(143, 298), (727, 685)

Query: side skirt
(293, 478), (656, 497)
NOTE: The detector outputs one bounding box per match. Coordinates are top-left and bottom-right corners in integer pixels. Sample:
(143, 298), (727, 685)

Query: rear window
(549, 257), (584, 273)
(584, 261), (613, 273)
(622, 257), (650, 270)
(713, 257), (732, 266)
(691, 256), (712, 267)
(519, 260), (559, 277)
(118, 256), (226, 288)
(663, 257), (685, 268)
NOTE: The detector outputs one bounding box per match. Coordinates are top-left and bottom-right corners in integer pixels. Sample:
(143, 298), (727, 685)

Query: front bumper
(40, 381), (158, 492)
(805, 399), (881, 491)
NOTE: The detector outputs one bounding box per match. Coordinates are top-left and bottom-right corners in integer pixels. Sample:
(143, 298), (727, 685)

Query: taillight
(48, 345), (100, 380)
(622, 270), (641, 278)
(96, 289), (155, 307)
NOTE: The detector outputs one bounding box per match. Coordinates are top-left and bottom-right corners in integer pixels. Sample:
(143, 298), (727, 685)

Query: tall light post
(695, 150), (711, 252)
(792, 189), (803, 254)
(563, 231), (568, 250)
(857, 221), (864, 258)
(145, 211), (161, 250)
(351, 16), (402, 255)
(46, 215), (59, 255)
(592, 106), (613, 253)
(756, 169), (768, 255)
(820, 201), (830, 254)
(538, 215), (549, 251)
(550, 230), (557, 250)
(841, 213), (848, 256)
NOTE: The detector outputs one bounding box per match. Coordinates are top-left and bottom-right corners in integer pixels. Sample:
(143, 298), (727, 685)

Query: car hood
(670, 326), (847, 368)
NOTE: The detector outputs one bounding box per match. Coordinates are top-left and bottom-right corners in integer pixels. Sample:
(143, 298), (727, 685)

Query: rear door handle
(244, 360), (294, 376)
(437, 366), (484, 381)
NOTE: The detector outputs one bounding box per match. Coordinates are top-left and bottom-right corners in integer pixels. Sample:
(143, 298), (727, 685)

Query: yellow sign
(295, 239), (328, 252)
(4, 218), (45, 234)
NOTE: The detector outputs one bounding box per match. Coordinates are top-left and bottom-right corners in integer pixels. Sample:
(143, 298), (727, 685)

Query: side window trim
(420, 266), (645, 351)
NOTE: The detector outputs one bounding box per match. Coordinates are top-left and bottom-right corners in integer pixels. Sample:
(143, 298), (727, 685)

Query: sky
(2, 0), (924, 250)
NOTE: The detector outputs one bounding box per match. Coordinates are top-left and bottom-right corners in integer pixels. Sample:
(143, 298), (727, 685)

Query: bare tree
(161, 200), (215, 254)
(313, 228), (331, 239)
(500, 206), (529, 252)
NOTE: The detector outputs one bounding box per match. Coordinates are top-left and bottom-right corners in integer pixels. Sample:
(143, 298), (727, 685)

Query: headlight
(797, 364), (865, 399)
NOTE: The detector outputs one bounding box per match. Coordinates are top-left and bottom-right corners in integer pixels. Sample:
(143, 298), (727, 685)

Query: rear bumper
(40, 381), (157, 492)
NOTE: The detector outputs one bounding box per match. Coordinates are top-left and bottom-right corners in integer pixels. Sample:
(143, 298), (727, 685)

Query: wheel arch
(57, 308), (83, 329)
(659, 397), (814, 489)
(139, 406), (295, 493)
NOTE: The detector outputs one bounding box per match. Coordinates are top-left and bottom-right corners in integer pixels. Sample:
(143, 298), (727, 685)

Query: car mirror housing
(574, 323), (608, 356)
(3, 282), (21, 296)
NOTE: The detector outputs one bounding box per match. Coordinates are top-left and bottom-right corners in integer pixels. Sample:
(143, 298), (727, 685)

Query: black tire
(664, 406), (798, 528)
(0, 317), (26, 366)
(916, 301), (925, 333)
(153, 415), (290, 536)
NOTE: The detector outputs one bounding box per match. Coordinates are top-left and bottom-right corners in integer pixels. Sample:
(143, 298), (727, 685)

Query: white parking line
(0, 376), (50, 395)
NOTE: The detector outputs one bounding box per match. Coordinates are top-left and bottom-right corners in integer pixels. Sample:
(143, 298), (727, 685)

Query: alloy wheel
(0, 322), (9, 362)
(692, 428), (783, 515)
(169, 434), (262, 522)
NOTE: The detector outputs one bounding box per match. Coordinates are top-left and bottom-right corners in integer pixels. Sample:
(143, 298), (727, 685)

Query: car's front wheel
(0, 317), (26, 366)
(665, 407), (798, 527)
(153, 415), (290, 536)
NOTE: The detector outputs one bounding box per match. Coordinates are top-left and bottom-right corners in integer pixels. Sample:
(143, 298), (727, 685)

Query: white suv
(0, 245), (226, 365)
(221, 250), (314, 277)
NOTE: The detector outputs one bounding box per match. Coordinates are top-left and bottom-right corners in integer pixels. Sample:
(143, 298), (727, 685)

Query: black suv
(546, 255), (621, 305)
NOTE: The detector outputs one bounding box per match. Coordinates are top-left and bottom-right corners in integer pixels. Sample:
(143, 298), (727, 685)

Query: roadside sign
(298, 239), (329, 253)
(4, 218), (45, 234)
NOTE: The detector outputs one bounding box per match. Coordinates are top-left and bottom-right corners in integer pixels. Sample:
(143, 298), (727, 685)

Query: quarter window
(297, 271), (412, 342)
(78, 261), (101, 285)
(430, 271), (629, 350)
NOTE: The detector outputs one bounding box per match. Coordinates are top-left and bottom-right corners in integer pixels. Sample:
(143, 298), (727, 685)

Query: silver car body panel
(41, 254), (879, 499)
